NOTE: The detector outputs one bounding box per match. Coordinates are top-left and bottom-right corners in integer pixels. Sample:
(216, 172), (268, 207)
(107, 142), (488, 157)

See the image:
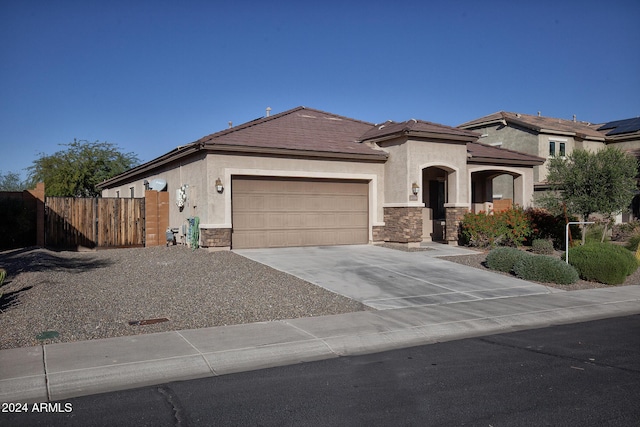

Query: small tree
(543, 147), (638, 243)
(26, 139), (140, 197)
(0, 171), (26, 191)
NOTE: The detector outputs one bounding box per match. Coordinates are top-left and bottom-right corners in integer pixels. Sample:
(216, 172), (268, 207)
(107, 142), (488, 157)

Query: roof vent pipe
(266, 106), (272, 117)
(573, 114), (577, 122)
(538, 111), (541, 117)
(228, 121), (232, 129)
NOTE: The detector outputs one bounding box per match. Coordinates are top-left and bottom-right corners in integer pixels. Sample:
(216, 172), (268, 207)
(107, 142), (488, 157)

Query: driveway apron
(234, 245), (562, 310)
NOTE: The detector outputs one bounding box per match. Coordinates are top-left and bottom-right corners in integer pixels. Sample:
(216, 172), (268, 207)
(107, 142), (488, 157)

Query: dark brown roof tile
(197, 106), (385, 157)
(466, 141), (545, 166)
(360, 119), (479, 142)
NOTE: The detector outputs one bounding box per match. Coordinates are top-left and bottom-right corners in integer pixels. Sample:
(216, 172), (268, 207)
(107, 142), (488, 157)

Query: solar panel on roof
(599, 117), (640, 136)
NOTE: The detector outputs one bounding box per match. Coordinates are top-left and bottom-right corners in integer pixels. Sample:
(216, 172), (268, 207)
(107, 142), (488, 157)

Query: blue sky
(1, 0), (639, 182)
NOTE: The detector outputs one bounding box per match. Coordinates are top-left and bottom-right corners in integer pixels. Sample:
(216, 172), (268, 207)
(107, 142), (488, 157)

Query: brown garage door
(232, 177), (369, 249)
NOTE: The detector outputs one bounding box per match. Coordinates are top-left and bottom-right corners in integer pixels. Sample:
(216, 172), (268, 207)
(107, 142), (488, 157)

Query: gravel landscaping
(0, 246), (370, 350)
(1, 244), (637, 350)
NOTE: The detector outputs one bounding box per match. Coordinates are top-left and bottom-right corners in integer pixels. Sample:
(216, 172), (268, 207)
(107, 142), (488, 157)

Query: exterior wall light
(215, 178), (224, 193)
(411, 182), (420, 196)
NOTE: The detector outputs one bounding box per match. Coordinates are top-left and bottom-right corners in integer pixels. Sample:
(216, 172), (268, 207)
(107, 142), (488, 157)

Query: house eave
(534, 127), (605, 142)
(99, 143), (202, 188)
(459, 118), (507, 130)
(100, 143), (387, 189)
(361, 130), (477, 145)
(467, 157), (545, 167)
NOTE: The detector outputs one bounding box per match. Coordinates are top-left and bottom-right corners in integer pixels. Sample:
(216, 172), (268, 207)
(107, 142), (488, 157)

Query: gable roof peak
(360, 117), (479, 142)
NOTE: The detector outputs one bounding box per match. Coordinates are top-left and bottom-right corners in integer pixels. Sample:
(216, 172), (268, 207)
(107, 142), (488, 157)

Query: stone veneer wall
(383, 207), (423, 243)
(445, 207), (469, 245)
(372, 225), (385, 242)
(200, 228), (231, 248)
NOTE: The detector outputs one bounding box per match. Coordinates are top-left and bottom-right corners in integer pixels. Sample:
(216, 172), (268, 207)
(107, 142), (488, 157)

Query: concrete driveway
(234, 244), (562, 310)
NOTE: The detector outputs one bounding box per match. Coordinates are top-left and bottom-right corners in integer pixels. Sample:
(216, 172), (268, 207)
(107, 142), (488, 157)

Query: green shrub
(531, 239), (554, 255)
(625, 234), (640, 252)
(568, 243), (638, 285)
(607, 244), (639, 276)
(486, 247), (530, 273)
(513, 254), (579, 284)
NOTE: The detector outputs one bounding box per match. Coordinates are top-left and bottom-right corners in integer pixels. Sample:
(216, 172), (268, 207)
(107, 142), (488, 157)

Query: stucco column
(513, 174), (524, 206)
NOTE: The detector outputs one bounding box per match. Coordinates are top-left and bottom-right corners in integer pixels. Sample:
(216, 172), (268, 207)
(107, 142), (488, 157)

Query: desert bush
(568, 242), (637, 285)
(460, 211), (504, 247)
(460, 207), (531, 248)
(612, 220), (640, 242)
(0, 267), (5, 299)
(486, 247), (530, 273)
(531, 239), (554, 255)
(525, 207), (579, 249)
(585, 222), (610, 244)
(513, 254), (579, 285)
(499, 206), (532, 247)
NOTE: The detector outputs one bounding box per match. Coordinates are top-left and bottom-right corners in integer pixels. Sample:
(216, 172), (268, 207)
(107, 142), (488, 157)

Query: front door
(429, 180), (446, 241)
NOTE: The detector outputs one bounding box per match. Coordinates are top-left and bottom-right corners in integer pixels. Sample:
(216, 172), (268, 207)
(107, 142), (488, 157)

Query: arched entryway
(421, 166), (452, 241)
(470, 169), (524, 212)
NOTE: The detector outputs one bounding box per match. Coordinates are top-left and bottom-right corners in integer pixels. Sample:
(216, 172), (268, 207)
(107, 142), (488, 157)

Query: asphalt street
(3, 314), (639, 426)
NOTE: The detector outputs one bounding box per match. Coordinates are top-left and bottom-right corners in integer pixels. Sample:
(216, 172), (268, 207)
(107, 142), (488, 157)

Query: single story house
(100, 106), (544, 249)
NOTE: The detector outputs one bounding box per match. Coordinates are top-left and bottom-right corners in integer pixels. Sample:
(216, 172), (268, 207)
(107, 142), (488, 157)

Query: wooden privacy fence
(493, 199), (513, 213)
(46, 197), (145, 249)
(0, 183), (45, 250)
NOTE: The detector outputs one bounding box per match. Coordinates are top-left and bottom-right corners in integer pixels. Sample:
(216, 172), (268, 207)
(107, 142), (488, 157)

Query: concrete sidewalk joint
(1, 286), (639, 403)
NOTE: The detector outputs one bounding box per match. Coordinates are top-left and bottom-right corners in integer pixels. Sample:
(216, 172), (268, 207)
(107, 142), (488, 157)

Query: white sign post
(565, 221), (595, 264)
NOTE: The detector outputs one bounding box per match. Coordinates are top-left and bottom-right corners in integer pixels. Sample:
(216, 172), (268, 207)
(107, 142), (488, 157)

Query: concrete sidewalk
(2, 285), (639, 403)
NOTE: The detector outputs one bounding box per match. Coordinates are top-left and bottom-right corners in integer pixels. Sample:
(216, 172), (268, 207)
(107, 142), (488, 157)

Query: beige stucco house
(100, 106), (544, 249)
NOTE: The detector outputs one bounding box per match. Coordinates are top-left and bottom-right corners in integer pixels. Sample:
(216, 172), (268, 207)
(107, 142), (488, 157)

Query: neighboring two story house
(458, 112), (640, 219)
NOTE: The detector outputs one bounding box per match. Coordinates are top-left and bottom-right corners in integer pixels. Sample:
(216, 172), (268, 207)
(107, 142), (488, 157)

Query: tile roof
(100, 107), (543, 188)
(196, 106), (386, 158)
(459, 111), (606, 140)
(360, 119), (479, 142)
(466, 141), (545, 166)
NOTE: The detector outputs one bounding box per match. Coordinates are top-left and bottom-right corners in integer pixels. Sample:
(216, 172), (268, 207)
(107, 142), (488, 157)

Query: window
(559, 142), (566, 157)
(549, 141), (556, 157)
